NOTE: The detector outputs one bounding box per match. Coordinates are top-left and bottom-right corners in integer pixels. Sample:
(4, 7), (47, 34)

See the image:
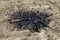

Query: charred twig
(8, 10), (53, 32)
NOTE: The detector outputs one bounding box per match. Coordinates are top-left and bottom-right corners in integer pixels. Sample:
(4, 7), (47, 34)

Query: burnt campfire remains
(8, 10), (53, 32)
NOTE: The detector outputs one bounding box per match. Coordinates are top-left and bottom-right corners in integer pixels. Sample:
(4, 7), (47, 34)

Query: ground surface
(0, 0), (60, 40)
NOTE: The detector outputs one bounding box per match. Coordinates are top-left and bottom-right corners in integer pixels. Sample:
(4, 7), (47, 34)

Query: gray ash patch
(8, 10), (53, 32)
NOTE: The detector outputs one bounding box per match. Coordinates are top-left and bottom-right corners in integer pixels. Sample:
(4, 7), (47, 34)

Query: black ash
(8, 10), (53, 32)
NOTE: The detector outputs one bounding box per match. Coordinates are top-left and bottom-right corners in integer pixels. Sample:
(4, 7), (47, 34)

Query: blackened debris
(8, 10), (53, 32)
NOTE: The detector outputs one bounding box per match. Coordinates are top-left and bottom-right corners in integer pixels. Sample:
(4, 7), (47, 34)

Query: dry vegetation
(0, 0), (60, 40)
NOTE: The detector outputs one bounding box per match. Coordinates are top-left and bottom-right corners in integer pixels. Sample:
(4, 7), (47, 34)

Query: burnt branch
(8, 10), (53, 32)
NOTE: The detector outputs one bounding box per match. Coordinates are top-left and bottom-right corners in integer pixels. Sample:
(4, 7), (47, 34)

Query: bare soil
(0, 0), (60, 40)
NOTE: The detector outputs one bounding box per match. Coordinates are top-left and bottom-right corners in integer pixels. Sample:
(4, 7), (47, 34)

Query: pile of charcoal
(8, 10), (53, 32)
